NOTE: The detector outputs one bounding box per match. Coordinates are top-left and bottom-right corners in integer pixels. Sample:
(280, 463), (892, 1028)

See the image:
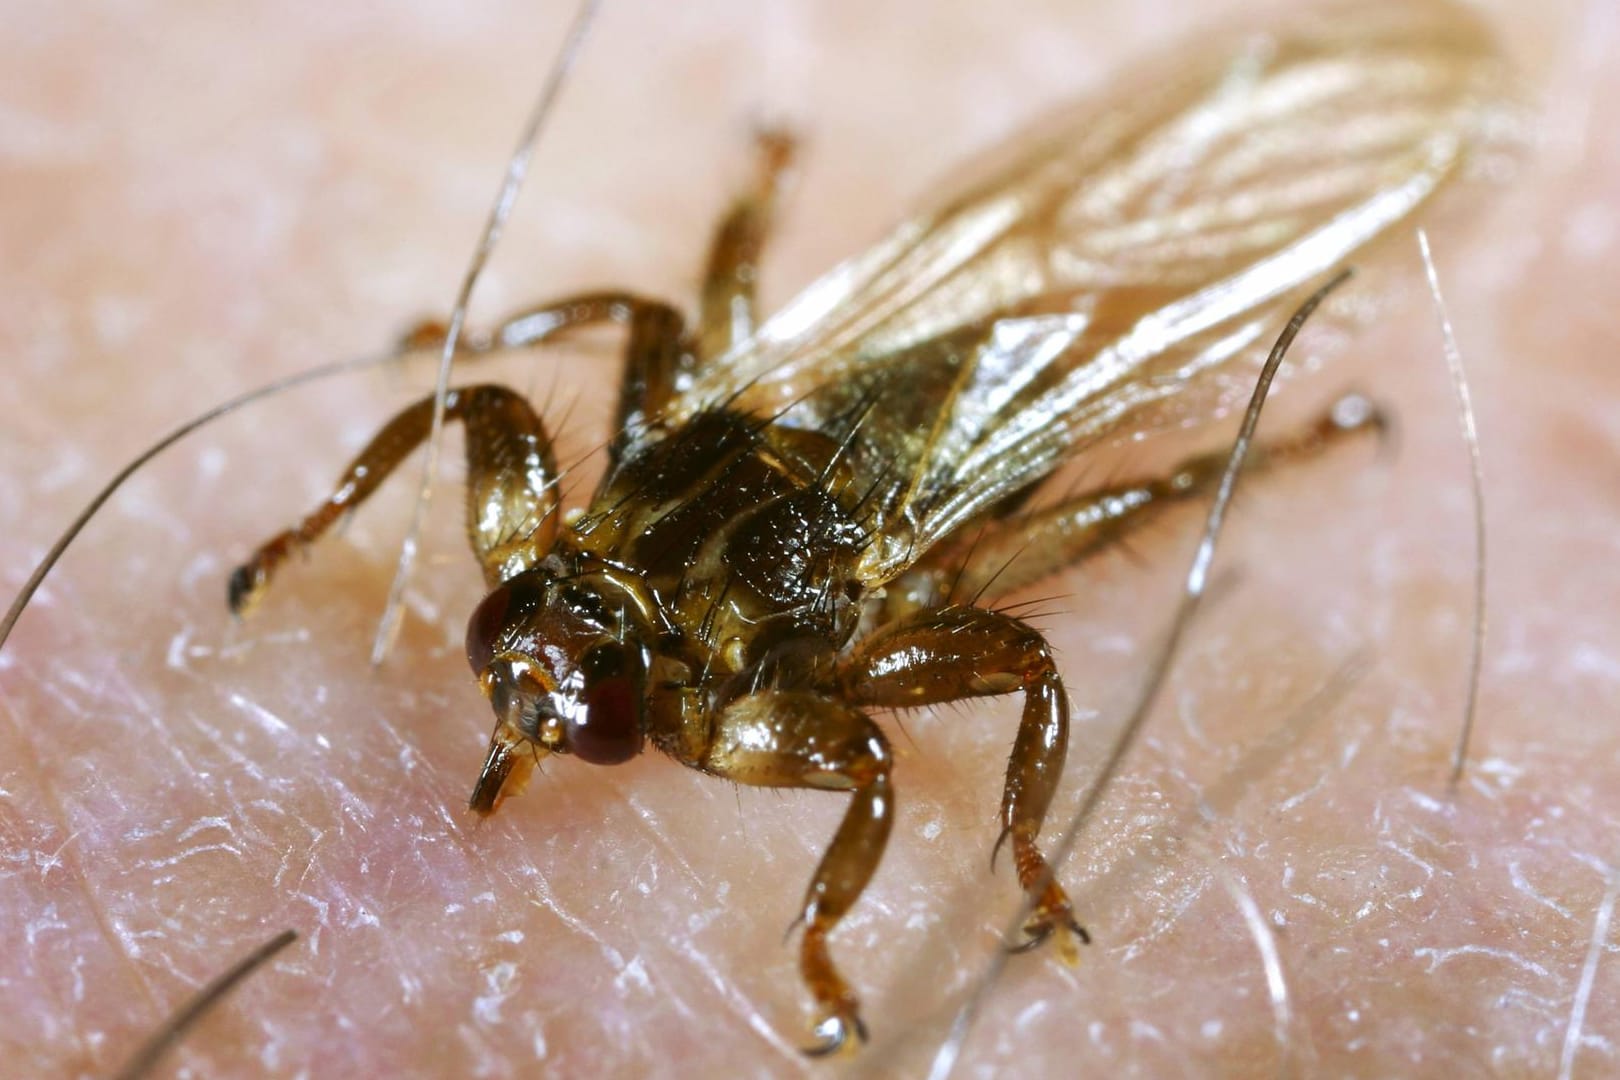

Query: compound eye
(568, 643), (645, 765)
(465, 575), (545, 673)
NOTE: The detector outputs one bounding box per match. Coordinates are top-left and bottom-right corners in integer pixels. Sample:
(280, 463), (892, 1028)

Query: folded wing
(670, 1), (1514, 584)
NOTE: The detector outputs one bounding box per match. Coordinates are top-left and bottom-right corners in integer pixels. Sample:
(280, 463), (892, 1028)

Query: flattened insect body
(222, 0), (1514, 1055)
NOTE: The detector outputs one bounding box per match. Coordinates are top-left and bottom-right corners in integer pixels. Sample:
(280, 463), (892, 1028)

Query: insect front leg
(696, 128), (796, 362)
(228, 384), (559, 613)
(838, 605), (1088, 959)
(691, 689), (892, 1056)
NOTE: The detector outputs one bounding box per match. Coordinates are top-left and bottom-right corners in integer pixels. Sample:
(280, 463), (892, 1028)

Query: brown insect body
(225, 0), (1511, 1054)
(473, 405), (873, 786)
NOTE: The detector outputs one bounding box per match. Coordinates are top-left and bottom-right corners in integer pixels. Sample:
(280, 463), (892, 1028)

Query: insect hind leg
(945, 392), (1390, 604)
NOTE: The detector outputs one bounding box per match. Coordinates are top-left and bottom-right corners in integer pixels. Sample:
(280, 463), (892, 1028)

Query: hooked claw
(803, 1010), (869, 1058)
(1007, 909), (1091, 963)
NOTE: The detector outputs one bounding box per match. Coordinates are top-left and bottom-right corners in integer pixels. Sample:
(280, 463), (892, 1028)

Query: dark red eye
(465, 575), (545, 673)
(568, 643), (645, 765)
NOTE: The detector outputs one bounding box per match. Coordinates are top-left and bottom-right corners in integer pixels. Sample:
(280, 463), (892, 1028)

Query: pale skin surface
(1, 0), (1616, 1076)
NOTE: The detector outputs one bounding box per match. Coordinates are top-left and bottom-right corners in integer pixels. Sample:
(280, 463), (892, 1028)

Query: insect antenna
(1417, 229), (1488, 789)
(373, 0), (604, 666)
(927, 268), (1354, 1080)
(110, 928), (298, 1080)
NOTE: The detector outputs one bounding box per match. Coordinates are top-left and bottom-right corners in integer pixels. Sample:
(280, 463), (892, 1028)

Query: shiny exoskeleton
(228, 3), (1507, 1054)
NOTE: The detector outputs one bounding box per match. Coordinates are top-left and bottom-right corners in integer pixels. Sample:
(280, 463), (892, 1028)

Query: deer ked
(226, 2), (1510, 1055)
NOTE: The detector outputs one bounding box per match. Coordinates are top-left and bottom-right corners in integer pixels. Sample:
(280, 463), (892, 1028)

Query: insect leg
(941, 394), (1389, 605)
(228, 385), (558, 614)
(491, 294), (689, 452)
(696, 129), (796, 362)
(693, 689), (891, 1056)
(406, 290), (691, 456)
(837, 604), (1087, 958)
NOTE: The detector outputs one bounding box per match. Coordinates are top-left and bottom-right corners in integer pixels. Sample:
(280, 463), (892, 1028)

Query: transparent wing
(671, 1), (1515, 584)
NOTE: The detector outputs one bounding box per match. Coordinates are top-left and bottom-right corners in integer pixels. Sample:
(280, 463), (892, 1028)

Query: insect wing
(672, 1), (1513, 584)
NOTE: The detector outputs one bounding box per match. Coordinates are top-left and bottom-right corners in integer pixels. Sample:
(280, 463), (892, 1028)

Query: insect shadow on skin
(0, 0), (1535, 1075)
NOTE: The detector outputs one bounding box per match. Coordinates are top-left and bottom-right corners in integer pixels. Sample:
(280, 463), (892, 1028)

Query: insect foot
(226, 534), (295, 618)
(801, 921), (871, 1057)
(995, 824), (1092, 965)
(1011, 893), (1092, 966)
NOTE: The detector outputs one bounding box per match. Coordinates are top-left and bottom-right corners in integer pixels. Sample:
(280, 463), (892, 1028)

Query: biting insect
(222, 0), (1509, 1055)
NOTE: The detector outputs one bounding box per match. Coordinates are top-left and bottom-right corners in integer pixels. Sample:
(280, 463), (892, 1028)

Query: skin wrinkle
(0, 0), (1614, 1075)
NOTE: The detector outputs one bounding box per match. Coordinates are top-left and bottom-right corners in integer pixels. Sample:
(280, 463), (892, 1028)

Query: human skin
(2, 0), (1616, 1076)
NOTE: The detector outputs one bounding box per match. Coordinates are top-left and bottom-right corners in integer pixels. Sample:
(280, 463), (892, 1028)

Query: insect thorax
(565, 408), (871, 685)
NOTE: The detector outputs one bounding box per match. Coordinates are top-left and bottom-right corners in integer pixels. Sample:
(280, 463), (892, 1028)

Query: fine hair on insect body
(10, 1), (1600, 1076)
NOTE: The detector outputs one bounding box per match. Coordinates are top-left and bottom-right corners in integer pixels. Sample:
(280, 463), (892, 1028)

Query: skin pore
(3, 0), (1617, 1075)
